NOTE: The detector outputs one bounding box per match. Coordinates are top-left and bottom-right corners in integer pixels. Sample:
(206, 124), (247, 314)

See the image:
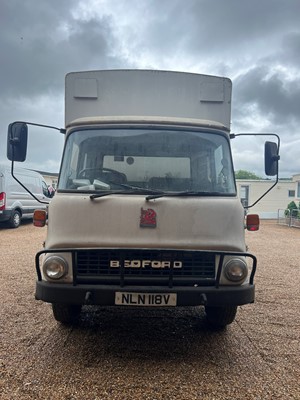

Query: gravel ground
(0, 220), (299, 400)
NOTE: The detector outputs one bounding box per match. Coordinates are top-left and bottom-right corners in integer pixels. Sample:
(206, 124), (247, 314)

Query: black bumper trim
(35, 281), (255, 306)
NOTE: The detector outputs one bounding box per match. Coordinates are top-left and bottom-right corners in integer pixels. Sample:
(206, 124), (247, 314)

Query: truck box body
(65, 70), (232, 129)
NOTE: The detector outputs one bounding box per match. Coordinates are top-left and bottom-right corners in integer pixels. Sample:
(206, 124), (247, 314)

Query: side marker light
(246, 214), (259, 231)
(33, 209), (47, 227)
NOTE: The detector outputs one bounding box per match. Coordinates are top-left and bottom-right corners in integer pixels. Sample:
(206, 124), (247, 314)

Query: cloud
(233, 65), (300, 125)
(0, 1), (123, 99)
(0, 0), (299, 177)
(117, 0), (300, 70)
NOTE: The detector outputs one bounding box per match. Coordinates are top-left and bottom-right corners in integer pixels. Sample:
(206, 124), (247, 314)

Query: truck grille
(75, 249), (215, 285)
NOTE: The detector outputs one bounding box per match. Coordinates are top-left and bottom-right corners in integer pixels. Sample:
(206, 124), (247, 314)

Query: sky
(0, 0), (299, 178)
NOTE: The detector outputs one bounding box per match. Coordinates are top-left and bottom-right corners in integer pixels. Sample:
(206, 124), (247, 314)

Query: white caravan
(7, 70), (280, 327)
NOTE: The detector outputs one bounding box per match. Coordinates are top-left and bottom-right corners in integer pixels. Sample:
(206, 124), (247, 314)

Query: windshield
(58, 127), (236, 195)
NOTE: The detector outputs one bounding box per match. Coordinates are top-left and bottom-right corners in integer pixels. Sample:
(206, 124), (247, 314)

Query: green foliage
(285, 201), (299, 217)
(235, 170), (262, 180)
(287, 201), (298, 211)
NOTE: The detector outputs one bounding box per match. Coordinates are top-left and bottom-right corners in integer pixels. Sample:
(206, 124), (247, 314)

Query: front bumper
(35, 281), (255, 306)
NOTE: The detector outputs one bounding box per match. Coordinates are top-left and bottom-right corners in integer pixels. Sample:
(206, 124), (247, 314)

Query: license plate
(115, 292), (177, 306)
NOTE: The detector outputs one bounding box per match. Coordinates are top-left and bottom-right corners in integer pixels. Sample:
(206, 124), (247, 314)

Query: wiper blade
(110, 182), (163, 193)
(90, 190), (128, 199)
(90, 186), (164, 199)
(146, 191), (218, 201)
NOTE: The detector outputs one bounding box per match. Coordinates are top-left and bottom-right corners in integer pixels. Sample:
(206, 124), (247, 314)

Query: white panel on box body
(65, 70), (232, 129)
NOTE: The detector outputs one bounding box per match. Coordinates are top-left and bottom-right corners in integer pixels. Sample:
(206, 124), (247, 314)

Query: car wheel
(8, 210), (21, 228)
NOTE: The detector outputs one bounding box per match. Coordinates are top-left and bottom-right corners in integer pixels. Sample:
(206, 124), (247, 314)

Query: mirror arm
(13, 120), (66, 134)
(230, 132), (280, 152)
(245, 174), (278, 209)
(10, 160), (50, 205)
(230, 132), (280, 210)
(8, 120), (62, 203)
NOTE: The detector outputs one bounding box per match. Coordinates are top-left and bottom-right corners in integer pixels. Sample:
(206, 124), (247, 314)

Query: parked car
(0, 163), (50, 228)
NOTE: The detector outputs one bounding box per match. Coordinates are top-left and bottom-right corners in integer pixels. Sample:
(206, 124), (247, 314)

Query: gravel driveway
(0, 221), (299, 400)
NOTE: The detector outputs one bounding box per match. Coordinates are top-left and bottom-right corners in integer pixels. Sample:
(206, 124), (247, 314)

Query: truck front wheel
(52, 303), (82, 325)
(205, 305), (237, 328)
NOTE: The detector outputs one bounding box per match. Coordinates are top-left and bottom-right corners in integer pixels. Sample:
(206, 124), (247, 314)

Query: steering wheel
(78, 167), (127, 184)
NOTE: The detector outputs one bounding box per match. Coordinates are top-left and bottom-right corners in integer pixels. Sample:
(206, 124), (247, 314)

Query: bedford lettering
(110, 260), (182, 269)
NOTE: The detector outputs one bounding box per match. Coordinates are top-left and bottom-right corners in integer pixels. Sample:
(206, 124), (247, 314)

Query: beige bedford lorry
(7, 70), (280, 328)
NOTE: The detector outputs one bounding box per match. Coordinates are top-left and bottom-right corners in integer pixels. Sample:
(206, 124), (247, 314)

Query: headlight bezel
(223, 258), (248, 282)
(43, 255), (69, 280)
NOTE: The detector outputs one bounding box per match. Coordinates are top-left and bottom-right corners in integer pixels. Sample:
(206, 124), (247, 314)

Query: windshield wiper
(90, 185), (164, 199)
(90, 190), (129, 199)
(91, 189), (220, 200)
(146, 191), (220, 201)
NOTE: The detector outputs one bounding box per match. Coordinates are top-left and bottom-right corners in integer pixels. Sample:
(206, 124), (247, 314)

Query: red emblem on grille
(140, 208), (157, 228)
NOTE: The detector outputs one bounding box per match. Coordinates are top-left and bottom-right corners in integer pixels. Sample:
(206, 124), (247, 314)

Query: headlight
(224, 258), (248, 282)
(43, 256), (68, 280)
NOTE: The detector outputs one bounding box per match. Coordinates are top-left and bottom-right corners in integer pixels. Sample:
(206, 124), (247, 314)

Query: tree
(285, 201), (299, 217)
(235, 170), (262, 180)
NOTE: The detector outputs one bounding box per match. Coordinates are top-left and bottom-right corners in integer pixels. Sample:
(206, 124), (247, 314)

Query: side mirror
(7, 122), (28, 162)
(265, 141), (279, 176)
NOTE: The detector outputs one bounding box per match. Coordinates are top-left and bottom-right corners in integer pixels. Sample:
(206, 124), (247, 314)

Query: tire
(205, 305), (237, 329)
(52, 303), (82, 325)
(8, 210), (21, 228)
